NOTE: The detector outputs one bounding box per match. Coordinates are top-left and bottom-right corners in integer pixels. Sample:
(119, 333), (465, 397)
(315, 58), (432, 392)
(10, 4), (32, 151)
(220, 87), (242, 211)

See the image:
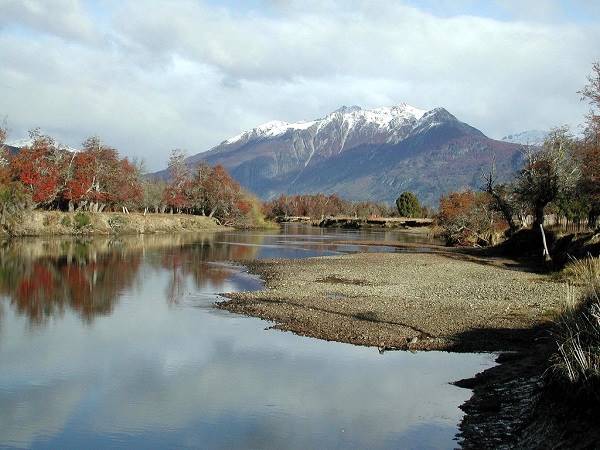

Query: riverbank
(219, 251), (569, 351)
(217, 249), (600, 447)
(1, 210), (228, 237)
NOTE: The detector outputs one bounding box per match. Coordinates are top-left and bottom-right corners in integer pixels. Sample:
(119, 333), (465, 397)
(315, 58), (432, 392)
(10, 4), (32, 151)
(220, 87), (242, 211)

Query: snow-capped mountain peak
(157, 102), (524, 208)
(224, 119), (317, 144)
(222, 103), (428, 146)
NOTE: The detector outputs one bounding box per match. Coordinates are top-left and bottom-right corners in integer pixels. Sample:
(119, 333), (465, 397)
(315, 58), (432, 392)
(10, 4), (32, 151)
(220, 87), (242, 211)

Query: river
(0, 225), (495, 449)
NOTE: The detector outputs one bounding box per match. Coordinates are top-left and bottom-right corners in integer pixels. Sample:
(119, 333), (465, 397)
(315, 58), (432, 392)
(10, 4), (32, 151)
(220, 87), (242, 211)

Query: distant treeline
(263, 191), (431, 220)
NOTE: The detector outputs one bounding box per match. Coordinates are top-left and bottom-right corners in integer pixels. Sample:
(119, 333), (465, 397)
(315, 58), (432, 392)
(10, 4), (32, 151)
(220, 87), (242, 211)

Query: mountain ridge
(157, 104), (525, 206)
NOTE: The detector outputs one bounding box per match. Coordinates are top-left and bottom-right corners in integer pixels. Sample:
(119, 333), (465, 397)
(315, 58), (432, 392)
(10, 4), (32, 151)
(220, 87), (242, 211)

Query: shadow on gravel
(446, 323), (552, 353)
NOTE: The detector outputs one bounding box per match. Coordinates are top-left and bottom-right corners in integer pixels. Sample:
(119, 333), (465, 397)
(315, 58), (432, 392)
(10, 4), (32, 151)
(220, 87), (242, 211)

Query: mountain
(501, 130), (548, 146)
(5, 138), (80, 154)
(158, 104), (525, 206)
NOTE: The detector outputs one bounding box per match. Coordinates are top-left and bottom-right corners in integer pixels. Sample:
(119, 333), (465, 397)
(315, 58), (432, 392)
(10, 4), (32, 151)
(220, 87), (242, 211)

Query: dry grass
(551, 261), (600, 388)
(6, 211), (226, 236)
(558, 255), (600, 285)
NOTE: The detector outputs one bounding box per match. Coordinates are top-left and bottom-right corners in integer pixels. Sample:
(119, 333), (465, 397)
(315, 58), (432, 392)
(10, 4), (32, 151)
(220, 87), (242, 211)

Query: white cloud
(0, 0), (597, 170)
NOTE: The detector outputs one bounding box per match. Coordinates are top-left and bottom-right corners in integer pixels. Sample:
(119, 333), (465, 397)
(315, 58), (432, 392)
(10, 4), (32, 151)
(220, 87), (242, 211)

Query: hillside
(156, 104), (526, 205)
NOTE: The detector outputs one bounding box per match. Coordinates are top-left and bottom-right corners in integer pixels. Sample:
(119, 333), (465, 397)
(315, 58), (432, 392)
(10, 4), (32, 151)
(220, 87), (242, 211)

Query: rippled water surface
(0, 225), (494, 449)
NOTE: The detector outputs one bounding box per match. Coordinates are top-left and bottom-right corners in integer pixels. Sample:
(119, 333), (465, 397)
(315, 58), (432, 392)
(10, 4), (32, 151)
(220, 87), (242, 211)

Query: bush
(560, 256), (600, 285)
(551, 263), (600, 392)
(396, 191), (421, 217)
(73, 212), (91, 229)
(437, 190), (506, 246)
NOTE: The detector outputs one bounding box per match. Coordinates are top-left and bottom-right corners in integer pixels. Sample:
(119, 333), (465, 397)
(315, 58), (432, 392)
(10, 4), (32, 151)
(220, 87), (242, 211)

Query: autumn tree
(202, 165), (244, 219)
(263, 195), (293, 219)
(111, 158), (143, 213)
(189, 162), (213, 215)
(62, 136), (137, 212)
(10, 129), (68, 208)
(438, 191), (504, 246)
(0, 121), (29, 225)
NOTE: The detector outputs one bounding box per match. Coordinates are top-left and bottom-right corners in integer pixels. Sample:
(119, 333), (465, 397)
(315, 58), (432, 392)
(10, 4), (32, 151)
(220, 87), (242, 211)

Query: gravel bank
(219, 252), (572, 351)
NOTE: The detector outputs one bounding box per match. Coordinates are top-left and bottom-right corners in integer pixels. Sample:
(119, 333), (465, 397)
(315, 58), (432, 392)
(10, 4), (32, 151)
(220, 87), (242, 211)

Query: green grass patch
(73, 212), (91, 229)
(60, 215), (72, 227)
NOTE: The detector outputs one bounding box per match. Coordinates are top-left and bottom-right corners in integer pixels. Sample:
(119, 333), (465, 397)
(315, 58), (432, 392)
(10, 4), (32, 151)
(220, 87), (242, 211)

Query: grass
(73, 212), (91, 229)
(108, 215), (127, 230)
(558, 255), (600, 285)
(60, 215), (71, 227)
(551, 260), (600, 391)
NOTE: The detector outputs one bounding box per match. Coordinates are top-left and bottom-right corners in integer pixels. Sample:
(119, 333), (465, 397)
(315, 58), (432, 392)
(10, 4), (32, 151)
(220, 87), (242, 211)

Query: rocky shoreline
(217, 249), (598, 447)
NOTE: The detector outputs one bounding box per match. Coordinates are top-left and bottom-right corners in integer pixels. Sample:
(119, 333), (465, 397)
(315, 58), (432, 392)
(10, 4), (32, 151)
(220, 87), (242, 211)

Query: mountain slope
(159, 104), (525, 205)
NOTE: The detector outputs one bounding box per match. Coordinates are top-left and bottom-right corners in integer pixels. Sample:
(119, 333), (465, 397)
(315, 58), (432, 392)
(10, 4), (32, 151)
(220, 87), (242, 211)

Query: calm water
(0, 225), (494, 449)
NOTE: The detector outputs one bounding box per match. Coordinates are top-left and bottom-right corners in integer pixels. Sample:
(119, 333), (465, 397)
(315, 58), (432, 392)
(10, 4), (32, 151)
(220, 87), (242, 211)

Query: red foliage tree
(9, 132), (67, 207)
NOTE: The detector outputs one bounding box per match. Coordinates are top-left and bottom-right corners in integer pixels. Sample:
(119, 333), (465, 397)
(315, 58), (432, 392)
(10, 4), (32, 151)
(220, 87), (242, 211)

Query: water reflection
(0, 227), (490, 449)
(0, 239), (142, 325)
(0, 227), (436, 326)
(0, 233), (265, 325)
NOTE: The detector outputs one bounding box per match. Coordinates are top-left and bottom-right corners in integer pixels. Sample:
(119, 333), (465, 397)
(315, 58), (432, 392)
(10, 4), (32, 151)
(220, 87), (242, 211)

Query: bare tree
(514, 126), (580, 228)
(482, 162), (521, 234)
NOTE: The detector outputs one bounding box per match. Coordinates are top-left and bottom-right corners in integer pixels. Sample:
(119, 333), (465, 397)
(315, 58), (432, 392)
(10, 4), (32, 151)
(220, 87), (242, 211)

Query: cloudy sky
(1, 0), (599, 170)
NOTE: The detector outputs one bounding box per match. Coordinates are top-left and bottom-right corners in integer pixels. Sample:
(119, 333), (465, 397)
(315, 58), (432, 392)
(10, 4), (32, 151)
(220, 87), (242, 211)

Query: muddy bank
(1, 211), (228, 237)
(218, 252), (572, 351)
(456, 344), (600, 449)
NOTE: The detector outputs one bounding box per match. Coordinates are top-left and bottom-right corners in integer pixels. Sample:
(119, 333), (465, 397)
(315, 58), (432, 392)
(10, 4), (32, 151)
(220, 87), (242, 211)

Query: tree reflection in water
(156, 234), (258, 304)
(0, 239), (142, 325)
(0, 233), (262, 325)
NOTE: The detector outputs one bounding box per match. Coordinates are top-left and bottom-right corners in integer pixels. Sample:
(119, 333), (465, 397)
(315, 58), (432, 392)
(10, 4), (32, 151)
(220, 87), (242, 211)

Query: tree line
(438, 62), (600, 246)
(263, 191), (429, 220)
(0, 130), (262, 227)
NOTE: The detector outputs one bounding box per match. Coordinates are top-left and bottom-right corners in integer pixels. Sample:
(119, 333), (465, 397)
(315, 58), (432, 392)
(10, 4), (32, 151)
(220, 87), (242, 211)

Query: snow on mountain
(501, 130), (548, 146)
(6, 137), (80, 153)
(165, 101), (526, 207)
(221, 103), (428, 146)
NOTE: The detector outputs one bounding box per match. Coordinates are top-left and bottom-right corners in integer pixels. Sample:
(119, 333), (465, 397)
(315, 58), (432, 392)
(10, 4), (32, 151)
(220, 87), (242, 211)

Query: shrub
(560, 256), (600, 285)
(73, 212), (91, 229)
(396, 191), (421, 217)
(438, 190), (506, 246)
(551, 263), (600, 392)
